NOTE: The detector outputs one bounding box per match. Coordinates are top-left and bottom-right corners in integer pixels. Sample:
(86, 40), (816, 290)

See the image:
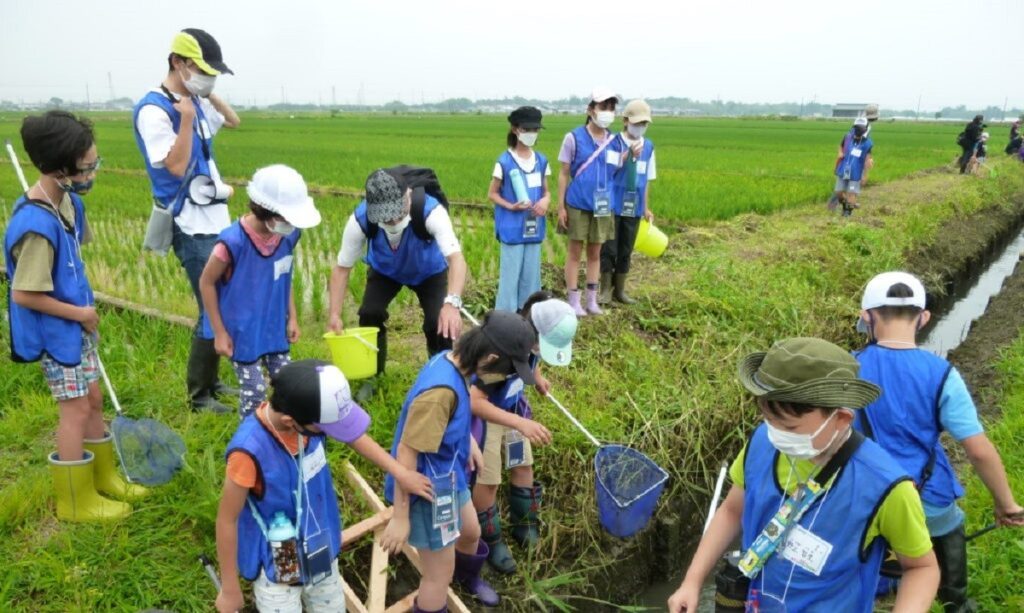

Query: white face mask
(270, 220), (295, 236)
(381, 214), (411, 237)
(627, 124), (648, 139)
(518, 131), (538, 147)
(181, 69), (216, 97)
(593, 110), (615, 129)
(765, 411), (842, 461)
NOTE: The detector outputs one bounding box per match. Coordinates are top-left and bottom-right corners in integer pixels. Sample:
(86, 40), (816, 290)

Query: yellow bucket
(323, 327), (379, 381)
(634, 219), (668, 258)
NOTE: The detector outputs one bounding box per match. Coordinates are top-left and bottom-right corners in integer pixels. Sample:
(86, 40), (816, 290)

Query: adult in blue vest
(328, 168), (467, 376)
(668, 338), (939, 612)
(5, 111), (143, 522)
(133, 28), (240, 414)
(599, 99), (657, 305)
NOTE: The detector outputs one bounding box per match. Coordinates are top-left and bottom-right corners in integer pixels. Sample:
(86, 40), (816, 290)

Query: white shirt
(335, 205), (462, 269)
(492, 149), (553, 180)
(135, 88), (230, 236)
(619, 133), (657, 180)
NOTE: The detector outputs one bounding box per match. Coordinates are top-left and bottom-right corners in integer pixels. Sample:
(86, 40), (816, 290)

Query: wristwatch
(443, 294), (463, 309)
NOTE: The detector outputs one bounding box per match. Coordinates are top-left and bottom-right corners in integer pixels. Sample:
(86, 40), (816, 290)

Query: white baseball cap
(857, 272), (926, 333)
(590, 86), (620, 104)
(529, 299), (578, 366)
(247, 164), (321, 229)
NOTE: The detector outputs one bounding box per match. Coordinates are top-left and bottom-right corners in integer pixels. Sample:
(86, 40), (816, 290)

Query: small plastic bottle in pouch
(267, 511), (301, 584)
(504, 430), (526, 469)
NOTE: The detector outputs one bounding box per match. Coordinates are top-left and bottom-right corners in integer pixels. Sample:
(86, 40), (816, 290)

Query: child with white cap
(214, 359), (433, 613)
(831, 116), (873, 217)
(853, 271), (1024, 611)
(200, 164), (321, 417)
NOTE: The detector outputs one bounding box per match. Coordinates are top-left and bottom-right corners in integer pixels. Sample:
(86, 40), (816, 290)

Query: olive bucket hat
(737, 337), (881, 408)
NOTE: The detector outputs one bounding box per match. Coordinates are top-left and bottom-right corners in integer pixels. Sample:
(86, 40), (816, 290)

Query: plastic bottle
(509, 168), (530, 204)
(268, 511), (300, 583)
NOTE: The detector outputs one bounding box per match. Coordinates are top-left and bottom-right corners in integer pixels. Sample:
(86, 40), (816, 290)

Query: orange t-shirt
(226, 402), (306, 497)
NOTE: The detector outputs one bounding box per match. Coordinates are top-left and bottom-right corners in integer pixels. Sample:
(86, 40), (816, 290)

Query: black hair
(506, 128), (518, 149)
(20, 111), (95, 176)
(168, 53), (186, 72)
(248, 200), (278, 222)
(757, 397), (837, 420)
(518, 290), (555, 321)
(452, 321), (504, 376)
(872, 282), (923, 322)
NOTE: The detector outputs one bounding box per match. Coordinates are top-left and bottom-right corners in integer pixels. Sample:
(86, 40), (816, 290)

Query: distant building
(832, 103), (876, 119)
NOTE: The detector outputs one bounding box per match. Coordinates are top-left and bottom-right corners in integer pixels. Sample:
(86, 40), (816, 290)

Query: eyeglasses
(76, 157), (102, 175)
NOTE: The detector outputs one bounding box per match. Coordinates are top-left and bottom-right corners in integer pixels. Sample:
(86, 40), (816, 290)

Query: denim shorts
(834, 178), (861, 194)
(41, 331), (100, 401)
(408, 488), (471, 551)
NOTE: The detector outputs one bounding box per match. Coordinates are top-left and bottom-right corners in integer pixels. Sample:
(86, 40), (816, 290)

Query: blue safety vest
(853, 344), (963, 508)
(132, 90), (216, 216)
(225, 413), (342, 583)
(564, 125), (614, 212)
(354, 198), (448, 286)
(385, 351), (471, 503)
(477, 354), (539, 412)
(4, 195), (93, 366)
(494, 150), (547, 244)
(610, 135), (655, 216)
(835, 135), (873, 181)
(199, 221), (299, 363)
(742, 424), (909, 611)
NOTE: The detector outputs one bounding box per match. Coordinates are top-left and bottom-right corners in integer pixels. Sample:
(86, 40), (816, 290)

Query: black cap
(480, 310), (538, 385)
(269, 360), (371, 442)
(508, 106), (543, 130)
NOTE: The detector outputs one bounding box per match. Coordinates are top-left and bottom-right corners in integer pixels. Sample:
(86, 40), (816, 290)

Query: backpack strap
(410, 186), (431, 242)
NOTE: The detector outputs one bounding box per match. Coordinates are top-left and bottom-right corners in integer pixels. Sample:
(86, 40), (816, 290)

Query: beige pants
(253, 559), (345, 612)
(477, 422), (534, 486)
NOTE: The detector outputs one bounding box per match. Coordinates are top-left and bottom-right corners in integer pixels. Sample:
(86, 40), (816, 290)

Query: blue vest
(853, 344), (963, 508)
(132, 91), (215, 216)
(4, 195), (93, 366)
(742, 425), (909, 611)
(564, 125), (615, 212)
(835, 135), (873, 181)
(354, 198), (448, 286)
(385, 351), (471, 503)
(199, 222), (299, 363)
(478, 354), (539, 412)
(610, 135), (655, 216)
(494, 150), (547, 245)
(225, 414), (342, 583)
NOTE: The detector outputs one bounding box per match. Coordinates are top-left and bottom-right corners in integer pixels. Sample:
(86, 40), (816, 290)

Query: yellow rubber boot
(83, 434), (149, 500)
(49, 451), (131, 522)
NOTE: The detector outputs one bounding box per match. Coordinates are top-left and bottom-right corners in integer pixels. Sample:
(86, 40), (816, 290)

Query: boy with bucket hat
(200, 165), (320, 417)
(133, 28), (240, 414)
(214, 360), (433, 612)
(854, 272), (1024, 611)
(668, 337), (939, 612)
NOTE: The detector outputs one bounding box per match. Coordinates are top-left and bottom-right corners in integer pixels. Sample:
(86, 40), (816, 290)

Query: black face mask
(853, 126), (867, 137)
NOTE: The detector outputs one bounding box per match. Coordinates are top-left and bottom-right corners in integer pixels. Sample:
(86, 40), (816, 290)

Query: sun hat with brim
(737, 337), (881, 408)
(247, 164), (321, 229)
(171, 28), (233, 76)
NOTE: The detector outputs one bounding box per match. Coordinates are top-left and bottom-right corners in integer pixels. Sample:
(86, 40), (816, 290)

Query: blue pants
(171, 226), (218, 337)
(495, 242), (542, 312)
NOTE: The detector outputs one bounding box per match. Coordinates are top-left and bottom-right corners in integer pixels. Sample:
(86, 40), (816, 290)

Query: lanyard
(423, 450), (460, 479)
(246, 414), (307, 540)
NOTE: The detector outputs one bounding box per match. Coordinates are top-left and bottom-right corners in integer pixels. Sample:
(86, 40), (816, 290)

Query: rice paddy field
(1, 111), (1022, 612)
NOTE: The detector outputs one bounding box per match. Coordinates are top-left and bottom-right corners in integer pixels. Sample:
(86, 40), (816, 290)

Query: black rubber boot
(598, 272), (613, 305)
(186, 337), (231, 414)
(933, 525), (976, 613)
(613, 273), (636, 304)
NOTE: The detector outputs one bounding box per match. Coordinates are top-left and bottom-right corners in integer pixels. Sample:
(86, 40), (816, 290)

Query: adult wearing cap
(488, 106), (551, 312)
(215, 359), (432, 613)
(199, 165), (320, 417)
(668, 337), (938, 612)
(957, 115), (986, 174)
(328, 168), (466, 376)
(133, 28), (240, 413)
(557, 87), (621, 317)
(599, 99), (657, 305)
(832, 116), (873, 217)
(381, 311), (537, 609)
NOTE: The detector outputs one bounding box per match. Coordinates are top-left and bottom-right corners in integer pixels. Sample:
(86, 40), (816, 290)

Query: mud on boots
(83, 433), (148, 500)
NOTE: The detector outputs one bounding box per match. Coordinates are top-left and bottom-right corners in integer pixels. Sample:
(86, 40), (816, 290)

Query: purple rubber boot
(454, 541), (501, 607)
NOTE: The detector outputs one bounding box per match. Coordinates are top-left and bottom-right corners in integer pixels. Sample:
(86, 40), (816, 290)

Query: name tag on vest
(302, 444), (327, 482)
(504, 378), (524, 400)
(779, 524), (833, 576)
(605, 150), (620, 166)
(526, 172), (542, 189)
(637, 161), (648, 175)
(851, 148), (863, 158)
(274, 255), (294, 281)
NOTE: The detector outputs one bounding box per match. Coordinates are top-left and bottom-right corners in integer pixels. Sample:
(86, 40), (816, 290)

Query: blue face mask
(58, 178), (93, 195)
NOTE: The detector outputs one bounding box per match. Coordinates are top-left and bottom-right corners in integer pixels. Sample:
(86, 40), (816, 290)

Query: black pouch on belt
(714, 558), (750, 612)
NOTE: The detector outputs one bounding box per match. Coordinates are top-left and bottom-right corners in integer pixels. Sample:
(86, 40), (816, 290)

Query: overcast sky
(2, 0), (1021, 111)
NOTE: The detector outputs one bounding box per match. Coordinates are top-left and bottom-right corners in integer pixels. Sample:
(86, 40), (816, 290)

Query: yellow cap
(170, 29), (232, 76)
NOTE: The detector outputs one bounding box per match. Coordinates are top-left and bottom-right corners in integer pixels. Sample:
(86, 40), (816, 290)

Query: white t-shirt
(619, 133), (657, 180)
(492, 149), (553, 180)
(335, 205), (461, 269)
(135, 88), (230, 236)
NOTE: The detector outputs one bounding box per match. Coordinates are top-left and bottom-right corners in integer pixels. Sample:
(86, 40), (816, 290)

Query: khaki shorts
(567, 206), (615, 244)
(478, 421), (534, 486)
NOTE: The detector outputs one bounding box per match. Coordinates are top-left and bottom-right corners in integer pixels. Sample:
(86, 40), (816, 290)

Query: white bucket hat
(246, 164), (321, 229)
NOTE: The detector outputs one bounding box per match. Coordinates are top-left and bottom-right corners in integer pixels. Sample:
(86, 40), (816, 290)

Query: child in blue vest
(668, 337), (939, 612)
(599, 99), (657, 306)
(380, 311), (538, 611)
(833, 117), (874, 217)
(557, 87), (621, 317)
(488, 106), (551, 312)
(471, 292), (578, 574)
(215, 359), (432, 613)
(854, 272), (1024, 611)
(200, 165), (321, 418)
(4, 111), (145, 522)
